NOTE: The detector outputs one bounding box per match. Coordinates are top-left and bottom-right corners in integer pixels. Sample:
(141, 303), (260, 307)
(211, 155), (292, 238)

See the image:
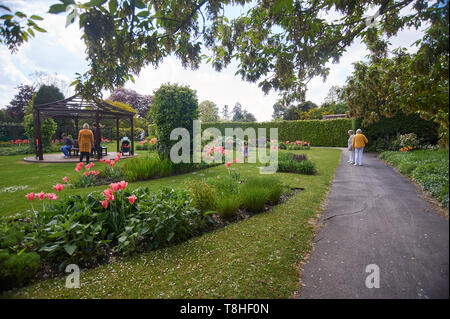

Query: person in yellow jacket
(351, 129), (368, 166)
(78, 123), (94, 164)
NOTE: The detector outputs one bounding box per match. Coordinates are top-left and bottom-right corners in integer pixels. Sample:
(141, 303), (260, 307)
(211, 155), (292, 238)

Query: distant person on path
(92, 123), (102, 158)
(242, 140), (248, 161)
(352, 129), (368, 166)
(60, 133), (73, 159)
(347, 130), (355, 164)
(78, 123), (94, 164)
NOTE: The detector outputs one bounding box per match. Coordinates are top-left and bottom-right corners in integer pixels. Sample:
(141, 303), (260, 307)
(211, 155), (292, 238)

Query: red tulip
(25, 192), (35, 201)
(128, 195), (136, 205)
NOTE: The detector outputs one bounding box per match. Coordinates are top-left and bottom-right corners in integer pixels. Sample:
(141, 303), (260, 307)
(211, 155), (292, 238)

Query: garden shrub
(187, 179), (217, 212)
(24, 114), (57, 152)
(202, 119), (352, 147)
(274, 152), (316, 175)
(216, 196), (240, 219)
(357, 112), (439, 152)
(0, 251), (40, 291)
(150, 83), (198, 157)
(240, 187), (269, 213)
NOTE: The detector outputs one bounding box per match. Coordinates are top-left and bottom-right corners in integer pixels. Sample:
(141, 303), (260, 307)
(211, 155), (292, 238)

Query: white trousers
(354, 147), (364, 165)
(349, 150), (355, 163)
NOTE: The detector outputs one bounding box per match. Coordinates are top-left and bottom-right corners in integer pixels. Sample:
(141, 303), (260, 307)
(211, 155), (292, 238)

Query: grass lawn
(1, 147), (341, 298)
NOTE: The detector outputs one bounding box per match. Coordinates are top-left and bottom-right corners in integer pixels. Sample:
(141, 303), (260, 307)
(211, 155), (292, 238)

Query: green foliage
(216, 196), (240, 219)
(275, 152), (316, 175)
(202, 119), (352, 147)
(0, 186), (208, 279)
(380, 150), (449, 207)
(240, 187), (269, 213)
(150, 84), (198, 157)
(23, 114), (57, 151)
(0, 5), (46, 53)
(33, 85), (64, 106)
(198, 100), (219, 122)
(0, 251), (40, 290)
(359, 112), (439, 152)
(187, 179), (217, 212)
(147, 124), (157, 138)
(122, 155), (174, 182)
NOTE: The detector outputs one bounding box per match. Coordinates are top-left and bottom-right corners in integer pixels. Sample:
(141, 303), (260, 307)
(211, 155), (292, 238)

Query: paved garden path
(297, 149), (449, 299)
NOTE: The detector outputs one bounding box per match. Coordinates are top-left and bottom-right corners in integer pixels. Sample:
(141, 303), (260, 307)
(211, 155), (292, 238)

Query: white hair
(83, 123), (89, 129)
(356, 129), (362, 134)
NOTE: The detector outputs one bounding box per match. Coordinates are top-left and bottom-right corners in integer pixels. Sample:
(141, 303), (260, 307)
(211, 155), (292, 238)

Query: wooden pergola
(33, 94), (135, 160)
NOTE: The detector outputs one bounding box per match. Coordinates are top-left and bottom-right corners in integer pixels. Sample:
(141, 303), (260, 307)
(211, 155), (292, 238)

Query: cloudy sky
(0, 0), (425, 121)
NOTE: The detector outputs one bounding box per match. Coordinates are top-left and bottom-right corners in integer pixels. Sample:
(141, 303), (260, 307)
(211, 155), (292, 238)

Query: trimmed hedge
(199, 119), (352, 147)
(354, 112), (439, 152)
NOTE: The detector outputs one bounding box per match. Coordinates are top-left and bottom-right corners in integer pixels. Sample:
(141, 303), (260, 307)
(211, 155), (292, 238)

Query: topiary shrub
(150, 83), (198, 158)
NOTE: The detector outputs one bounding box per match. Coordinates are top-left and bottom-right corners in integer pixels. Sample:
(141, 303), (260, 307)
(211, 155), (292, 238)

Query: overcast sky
(0, 0), (425, 122)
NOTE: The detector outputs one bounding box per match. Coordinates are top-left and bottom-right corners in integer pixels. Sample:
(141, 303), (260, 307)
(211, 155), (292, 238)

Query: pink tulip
(62, 176), (68, 183)
(128, 195), (136, 205)
(225, 162), (231, 167)
(100, 200), (109, 209)
(36, 192), (46, 200)
(100, 159), (105, 163)
(25, 192), (35, 201)
(103, 188), (115, 201)
(84, 171), (89, 176)
(233, 158), (238, 163)
(53, 183), (64, 192)
(217, 176), (220, 179)
(118, 181), (128, 190)
(46, 193), (58, 200)
(109, 183), (120, 192)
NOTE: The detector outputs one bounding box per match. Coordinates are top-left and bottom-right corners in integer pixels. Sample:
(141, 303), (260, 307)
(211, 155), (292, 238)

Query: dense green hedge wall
(353, 112), (439, 151)
(199, 119), (352, 147)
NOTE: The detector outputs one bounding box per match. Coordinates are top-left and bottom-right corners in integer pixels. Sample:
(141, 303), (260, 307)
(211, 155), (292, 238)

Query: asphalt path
(297, 148), (449, 299)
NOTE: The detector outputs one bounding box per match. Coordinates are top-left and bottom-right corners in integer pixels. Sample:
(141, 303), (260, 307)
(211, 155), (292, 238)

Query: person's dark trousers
(80, 152), (90, 164)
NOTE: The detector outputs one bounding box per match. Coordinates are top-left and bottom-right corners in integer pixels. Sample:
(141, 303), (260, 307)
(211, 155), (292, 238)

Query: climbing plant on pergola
(33, 94), (135, 160)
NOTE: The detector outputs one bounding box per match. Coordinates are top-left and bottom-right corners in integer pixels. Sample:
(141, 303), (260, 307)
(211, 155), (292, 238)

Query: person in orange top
(78, 123), (94, 164)
(351, 129), (369, 166)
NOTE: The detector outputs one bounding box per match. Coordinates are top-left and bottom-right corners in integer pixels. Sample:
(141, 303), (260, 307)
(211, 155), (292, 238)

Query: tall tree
(242, 110), (257, 122)
(198, 100), (219, 122)
(232, 102), (244, 122)
(108, 87), (153, 119)
(221, 104), (230, 120)
(5, 84), (35, 123)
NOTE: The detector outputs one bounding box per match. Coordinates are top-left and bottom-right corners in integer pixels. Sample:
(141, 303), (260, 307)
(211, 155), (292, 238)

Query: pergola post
(34, 110), (43, 160)
(75, 118), (79, 140)
(116, 118), (120, 153)
(130, 116), (134, 155)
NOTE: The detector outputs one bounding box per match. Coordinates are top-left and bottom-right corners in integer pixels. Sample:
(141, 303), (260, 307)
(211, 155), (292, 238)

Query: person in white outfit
(347, 130), (355, 164)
